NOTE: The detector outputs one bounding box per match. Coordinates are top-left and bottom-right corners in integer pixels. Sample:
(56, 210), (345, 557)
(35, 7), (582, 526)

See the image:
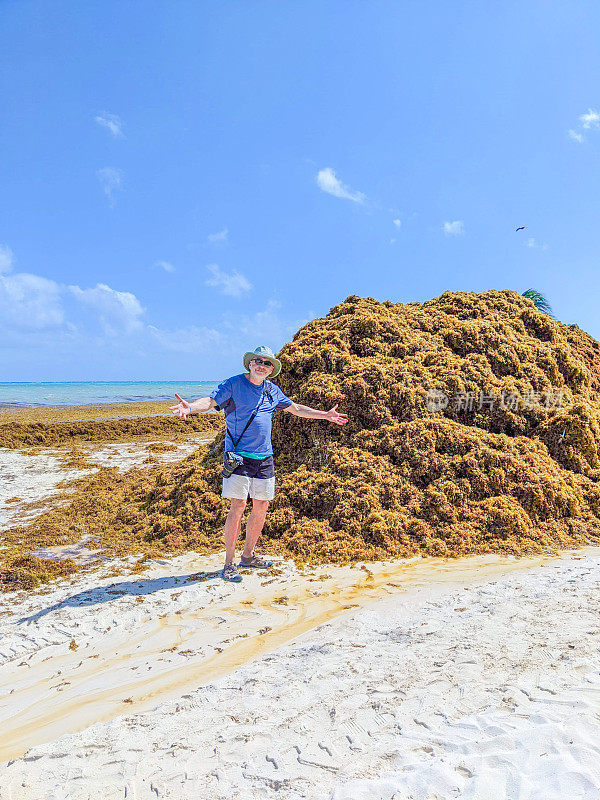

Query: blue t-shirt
(209, 373), (292, 457)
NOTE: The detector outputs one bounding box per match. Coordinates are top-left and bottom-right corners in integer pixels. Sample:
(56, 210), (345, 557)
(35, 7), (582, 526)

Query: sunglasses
(253, 358), (273, 367)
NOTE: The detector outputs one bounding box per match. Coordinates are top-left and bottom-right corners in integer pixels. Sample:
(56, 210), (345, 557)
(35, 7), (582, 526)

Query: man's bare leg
(223, 498), (247, 566)
(242, 499), (269, 559)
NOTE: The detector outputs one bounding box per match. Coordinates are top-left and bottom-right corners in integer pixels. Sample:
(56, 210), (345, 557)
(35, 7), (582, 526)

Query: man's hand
(324, 404), (348, 426)
(169, 393), (191, 419)
(284, 402), (349, 423)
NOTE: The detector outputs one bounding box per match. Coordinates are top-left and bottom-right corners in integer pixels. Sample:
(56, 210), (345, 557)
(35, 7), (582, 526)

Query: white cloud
(580, 108), (600, 129)
(568, 108), (600, 142)
(526, 238), (548, 251)
(393, 219), (402, 228)
(208, 228), (228, 244)
(240, 299), (284, 338)
(155, 260), (176, 273)
(0, 244), (14, 274)
(148, 299), (312, 360)
(443, 220), (465, 236)
(148, 324), (224, 354)
(0, 248), (313, 378)
(316, 167), (366, 204)
(97, 167), (124, 207)
(205, 264), (252, 298)
(0, 272), (64, 329)
(95, 113), (124, 138)
(147, 325), (224, 354)
(69, 283), (144, 334)
(222, 299), (311, 353)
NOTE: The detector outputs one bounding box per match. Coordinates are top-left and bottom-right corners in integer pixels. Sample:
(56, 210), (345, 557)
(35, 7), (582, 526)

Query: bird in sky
(515, 226), (526, 232)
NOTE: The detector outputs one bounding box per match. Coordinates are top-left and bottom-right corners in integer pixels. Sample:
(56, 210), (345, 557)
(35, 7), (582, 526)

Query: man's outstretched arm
(170, 394), (218, 418)
(284, 402), (348, 426)
(190, 396), (218, 413)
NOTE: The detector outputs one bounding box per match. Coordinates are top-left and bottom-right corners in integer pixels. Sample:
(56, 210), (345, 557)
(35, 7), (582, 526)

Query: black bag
(222, 383), (271, 478)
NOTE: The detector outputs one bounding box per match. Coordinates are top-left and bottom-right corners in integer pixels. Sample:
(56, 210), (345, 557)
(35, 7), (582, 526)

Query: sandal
(238, 554), (273, 569)
(222, 563), (243, 582)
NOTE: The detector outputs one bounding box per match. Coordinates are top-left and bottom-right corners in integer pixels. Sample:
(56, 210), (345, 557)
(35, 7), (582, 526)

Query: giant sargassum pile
(141, 291), (600, 561)
(4, 291), (600, 588)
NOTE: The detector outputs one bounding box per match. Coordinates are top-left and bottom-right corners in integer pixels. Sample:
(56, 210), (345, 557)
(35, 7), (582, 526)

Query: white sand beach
(1, 547), (599, 800)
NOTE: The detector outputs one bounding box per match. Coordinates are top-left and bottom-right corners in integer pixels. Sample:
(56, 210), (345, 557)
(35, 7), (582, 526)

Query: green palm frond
(522, 288), (553, 316)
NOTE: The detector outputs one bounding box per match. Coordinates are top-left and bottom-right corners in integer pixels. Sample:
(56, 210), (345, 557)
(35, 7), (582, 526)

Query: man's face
(249, 357), (274, 379)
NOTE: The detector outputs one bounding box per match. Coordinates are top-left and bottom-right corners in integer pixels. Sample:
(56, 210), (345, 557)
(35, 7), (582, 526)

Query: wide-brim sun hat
(243, 345), (282, 378)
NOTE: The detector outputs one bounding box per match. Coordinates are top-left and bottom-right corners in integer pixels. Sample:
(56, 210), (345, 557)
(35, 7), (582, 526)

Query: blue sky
(1, 0), (599, 381)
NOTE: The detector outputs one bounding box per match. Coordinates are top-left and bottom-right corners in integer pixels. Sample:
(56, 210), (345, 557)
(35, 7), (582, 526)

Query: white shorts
(222, 474), (275, 501)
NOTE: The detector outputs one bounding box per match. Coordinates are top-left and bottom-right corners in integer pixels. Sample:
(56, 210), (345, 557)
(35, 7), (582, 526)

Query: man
(170, 345), (348, 582)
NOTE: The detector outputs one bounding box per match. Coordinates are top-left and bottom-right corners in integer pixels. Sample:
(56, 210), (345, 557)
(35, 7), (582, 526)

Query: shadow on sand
(17, 569), (226, 625)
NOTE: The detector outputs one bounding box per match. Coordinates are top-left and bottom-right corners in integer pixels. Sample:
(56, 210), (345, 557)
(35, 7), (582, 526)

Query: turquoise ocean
(0, 382), (220, 408)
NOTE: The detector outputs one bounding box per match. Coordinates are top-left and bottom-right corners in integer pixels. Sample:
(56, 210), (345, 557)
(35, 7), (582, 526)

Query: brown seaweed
(0, 414), (223, 449)
(4, 289), (600, 591)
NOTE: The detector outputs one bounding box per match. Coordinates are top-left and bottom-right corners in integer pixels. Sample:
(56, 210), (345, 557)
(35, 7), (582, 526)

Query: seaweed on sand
(0, 555), (79, 591)
(0, 414), (223, 449)
(4, 290), (600, 591)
